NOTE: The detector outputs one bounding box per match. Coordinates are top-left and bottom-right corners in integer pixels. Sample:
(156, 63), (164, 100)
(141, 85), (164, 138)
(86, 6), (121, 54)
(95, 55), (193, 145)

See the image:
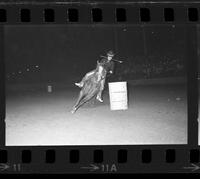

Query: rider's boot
(75, 81), (83, 88)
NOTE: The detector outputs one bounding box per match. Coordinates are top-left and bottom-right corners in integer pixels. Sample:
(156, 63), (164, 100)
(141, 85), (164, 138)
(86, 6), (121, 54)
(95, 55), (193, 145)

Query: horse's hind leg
(71, 91), (84, 114)
(72, 92), (95, 113)
(71, 96), (89, 114)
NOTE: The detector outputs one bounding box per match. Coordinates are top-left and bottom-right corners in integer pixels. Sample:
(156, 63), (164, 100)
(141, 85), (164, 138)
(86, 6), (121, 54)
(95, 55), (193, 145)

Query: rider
(75, 50), (115, 102)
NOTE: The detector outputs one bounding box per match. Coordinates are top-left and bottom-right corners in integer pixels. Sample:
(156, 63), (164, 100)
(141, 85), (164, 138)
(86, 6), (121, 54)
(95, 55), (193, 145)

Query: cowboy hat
(107, 50), (115, 57)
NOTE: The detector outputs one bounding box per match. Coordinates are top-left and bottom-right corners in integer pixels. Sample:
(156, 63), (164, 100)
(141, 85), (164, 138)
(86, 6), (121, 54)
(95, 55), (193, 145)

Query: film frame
(0, 0), (199, 174)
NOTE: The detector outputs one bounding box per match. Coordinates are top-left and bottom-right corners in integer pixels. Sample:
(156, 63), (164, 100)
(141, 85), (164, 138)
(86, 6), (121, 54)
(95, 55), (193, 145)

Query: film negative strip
(0, 0), (199, 174)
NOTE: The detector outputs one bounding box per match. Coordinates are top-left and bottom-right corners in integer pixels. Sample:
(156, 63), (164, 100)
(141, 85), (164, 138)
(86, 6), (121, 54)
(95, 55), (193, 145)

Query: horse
(71, 61), (107, 114)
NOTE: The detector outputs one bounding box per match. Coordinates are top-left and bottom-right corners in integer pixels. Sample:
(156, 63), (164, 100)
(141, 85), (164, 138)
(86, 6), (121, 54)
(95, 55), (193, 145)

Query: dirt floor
(5, 83), (187, 146)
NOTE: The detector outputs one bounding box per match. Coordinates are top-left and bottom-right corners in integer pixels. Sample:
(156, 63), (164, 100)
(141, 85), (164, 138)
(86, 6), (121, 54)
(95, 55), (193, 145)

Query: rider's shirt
(99, 58), (115, 74)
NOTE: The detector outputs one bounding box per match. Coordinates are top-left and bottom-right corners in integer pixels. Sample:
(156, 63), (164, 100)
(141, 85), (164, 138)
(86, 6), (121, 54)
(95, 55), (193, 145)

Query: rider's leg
(75, 76), (86, 88)
(96, 78), (105, 102)
(75, 70), (95, 88)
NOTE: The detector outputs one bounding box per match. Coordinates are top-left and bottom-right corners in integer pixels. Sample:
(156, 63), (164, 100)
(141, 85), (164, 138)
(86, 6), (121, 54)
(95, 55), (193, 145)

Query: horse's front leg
(96, 79), (105, 102)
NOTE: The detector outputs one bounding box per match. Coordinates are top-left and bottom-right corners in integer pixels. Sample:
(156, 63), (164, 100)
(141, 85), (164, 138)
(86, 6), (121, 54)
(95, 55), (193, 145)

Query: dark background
(5, 25), (186, 85)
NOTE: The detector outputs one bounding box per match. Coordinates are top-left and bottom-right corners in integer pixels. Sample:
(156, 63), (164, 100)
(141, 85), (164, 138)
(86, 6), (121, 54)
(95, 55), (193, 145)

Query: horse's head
(96, 61), (106, 81)
(96, 60), (101, 67)
(96, 61), (104, 74)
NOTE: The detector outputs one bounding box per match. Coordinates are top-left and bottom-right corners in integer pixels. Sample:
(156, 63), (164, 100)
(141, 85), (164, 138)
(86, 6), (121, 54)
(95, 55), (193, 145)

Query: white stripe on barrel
(108, 81), (128, 110)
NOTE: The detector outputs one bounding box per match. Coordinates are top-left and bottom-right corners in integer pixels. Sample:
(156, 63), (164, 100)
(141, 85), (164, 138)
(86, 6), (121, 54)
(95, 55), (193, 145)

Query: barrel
(108, 81), (128, 110)
(47, 85), (52, 93)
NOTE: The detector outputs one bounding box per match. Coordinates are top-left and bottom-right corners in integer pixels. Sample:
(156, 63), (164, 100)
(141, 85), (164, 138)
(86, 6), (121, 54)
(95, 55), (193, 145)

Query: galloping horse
(71, 61), (107, 114)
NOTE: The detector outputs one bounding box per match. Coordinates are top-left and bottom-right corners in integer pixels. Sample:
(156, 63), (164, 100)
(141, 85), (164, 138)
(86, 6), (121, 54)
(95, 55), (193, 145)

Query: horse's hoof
(71, 109), (75, 114)
(96, 96), (103, 103)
